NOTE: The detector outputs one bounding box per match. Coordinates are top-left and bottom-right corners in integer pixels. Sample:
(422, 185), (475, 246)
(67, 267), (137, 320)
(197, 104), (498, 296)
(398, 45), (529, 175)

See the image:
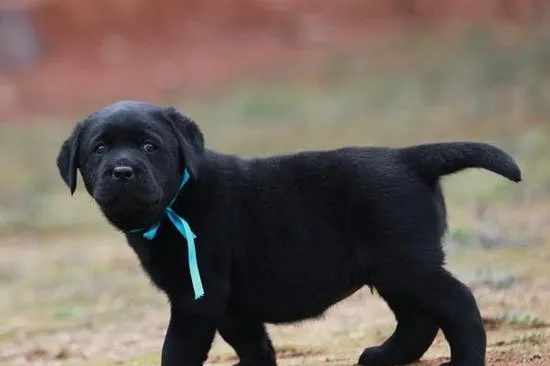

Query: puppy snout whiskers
(112, 166), (135, 183)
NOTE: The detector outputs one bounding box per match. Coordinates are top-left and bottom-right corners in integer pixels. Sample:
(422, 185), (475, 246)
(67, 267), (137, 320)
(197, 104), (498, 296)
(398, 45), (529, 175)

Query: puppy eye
(95, 143), (107, 154)
(142, 142), (157, 153)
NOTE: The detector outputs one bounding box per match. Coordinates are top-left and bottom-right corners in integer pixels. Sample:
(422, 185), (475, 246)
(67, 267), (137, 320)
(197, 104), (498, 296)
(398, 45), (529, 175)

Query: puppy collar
(128, 169), (204, 300)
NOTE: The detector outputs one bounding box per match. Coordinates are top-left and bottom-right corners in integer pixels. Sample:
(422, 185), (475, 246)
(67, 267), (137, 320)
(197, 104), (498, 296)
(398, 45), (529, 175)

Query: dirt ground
(0, 200), (549, 366)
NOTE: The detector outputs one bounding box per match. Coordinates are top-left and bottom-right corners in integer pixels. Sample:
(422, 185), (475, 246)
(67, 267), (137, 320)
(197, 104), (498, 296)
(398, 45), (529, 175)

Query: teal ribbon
(128, 169), (204, 300)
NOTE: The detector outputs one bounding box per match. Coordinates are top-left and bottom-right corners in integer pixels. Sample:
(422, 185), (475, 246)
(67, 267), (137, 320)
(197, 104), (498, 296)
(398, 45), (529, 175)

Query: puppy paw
(358, 346), (411, 366)
(438, 361), (484, 366)
(233, 362), (276, 366)
(233, 356), (277, 366)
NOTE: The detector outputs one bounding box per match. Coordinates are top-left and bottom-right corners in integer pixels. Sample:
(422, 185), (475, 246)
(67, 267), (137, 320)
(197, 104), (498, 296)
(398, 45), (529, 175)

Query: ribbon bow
(128, 169), (204, 299)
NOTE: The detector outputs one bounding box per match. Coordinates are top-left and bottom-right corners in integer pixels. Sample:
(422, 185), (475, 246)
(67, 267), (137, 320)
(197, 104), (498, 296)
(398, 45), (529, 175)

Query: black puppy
(57, 100), (521, 366)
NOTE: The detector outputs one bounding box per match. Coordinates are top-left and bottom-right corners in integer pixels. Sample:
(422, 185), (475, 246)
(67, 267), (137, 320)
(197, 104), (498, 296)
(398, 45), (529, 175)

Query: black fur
(57, 100), (522, 366)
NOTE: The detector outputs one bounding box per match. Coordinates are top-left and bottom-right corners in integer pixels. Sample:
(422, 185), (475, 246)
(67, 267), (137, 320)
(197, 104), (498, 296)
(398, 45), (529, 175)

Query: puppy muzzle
(93, 163), (162, 209)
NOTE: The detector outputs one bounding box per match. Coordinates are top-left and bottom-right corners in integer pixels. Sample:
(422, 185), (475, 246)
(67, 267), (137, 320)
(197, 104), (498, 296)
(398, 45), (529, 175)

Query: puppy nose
(112, 166), (135, 182)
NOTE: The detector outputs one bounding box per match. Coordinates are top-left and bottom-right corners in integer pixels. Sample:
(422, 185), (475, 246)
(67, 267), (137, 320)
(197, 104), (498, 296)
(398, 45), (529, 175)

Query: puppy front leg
(161, 307), (216, 366)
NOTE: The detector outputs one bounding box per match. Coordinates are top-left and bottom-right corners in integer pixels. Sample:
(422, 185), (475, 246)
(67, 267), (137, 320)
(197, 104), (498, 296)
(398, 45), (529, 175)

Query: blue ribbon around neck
(128, 169), (204, 300)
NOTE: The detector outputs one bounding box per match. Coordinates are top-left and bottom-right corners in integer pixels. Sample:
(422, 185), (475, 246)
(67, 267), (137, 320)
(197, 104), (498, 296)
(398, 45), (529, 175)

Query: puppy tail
(400, 142), (522, 184)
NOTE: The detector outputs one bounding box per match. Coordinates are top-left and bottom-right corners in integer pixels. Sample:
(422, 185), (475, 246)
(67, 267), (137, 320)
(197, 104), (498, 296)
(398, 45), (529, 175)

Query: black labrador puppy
(57, 100), (521, 366)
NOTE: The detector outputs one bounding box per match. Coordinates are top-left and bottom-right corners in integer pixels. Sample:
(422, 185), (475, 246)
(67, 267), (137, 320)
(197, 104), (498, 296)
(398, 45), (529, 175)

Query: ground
(1, 27), (550, 365)
(1, 217), (549, 366)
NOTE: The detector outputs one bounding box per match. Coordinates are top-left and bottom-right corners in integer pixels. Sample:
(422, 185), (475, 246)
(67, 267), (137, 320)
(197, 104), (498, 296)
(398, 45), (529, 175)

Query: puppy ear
(57, 123), (83, 195)
(162, 107), (205, 180)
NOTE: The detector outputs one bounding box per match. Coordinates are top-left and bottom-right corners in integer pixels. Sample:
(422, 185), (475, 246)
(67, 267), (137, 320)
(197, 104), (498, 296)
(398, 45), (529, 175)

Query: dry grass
(1, 25), (550, 365)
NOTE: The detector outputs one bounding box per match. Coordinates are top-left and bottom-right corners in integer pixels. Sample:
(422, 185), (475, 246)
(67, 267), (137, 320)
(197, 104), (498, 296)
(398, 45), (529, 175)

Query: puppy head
(56, 100), (204, 230)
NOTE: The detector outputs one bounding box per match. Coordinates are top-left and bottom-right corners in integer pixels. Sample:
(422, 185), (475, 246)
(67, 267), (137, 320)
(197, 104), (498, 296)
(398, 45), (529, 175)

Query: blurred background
(1, 1), (549, 365)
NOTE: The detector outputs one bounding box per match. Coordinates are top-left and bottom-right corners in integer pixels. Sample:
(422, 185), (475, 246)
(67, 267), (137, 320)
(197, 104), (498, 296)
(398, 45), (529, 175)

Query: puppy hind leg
(413, 270), (486, 366)
(218, 318), (277, 366)
(358, 289), (439, 366)
(373, 268), (486, 366)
